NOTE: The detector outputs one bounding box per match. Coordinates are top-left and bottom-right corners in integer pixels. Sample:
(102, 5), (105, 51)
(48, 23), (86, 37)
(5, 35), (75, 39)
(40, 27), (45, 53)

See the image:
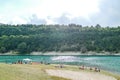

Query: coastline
(0, 53), (119, 76)
(30, 51), (120, 56)
(0, 51), (120, 55)
(46, 69), (118, 80)
(47, 64), (120, 80)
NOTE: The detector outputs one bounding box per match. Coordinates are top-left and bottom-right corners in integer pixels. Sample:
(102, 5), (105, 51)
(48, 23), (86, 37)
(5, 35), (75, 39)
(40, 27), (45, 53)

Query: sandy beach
(46, 69), (117, 80)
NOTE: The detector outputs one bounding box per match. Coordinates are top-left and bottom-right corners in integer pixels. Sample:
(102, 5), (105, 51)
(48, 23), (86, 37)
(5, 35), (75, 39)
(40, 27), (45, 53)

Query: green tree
(0, 47), (6, 53)
(17, 42), (27, 54)
(95, 24), (101, 28)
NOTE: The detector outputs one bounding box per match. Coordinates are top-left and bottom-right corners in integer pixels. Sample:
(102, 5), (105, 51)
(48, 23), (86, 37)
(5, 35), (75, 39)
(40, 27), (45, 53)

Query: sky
(0, 0), (119, 27)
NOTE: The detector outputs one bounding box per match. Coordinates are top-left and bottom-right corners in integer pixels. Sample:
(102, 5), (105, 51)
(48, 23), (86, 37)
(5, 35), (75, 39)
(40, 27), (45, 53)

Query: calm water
(0, 55), (120, 74)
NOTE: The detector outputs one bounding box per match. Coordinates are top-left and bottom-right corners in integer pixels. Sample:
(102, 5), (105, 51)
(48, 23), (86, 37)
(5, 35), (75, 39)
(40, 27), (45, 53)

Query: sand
(46, 69), (117, 80)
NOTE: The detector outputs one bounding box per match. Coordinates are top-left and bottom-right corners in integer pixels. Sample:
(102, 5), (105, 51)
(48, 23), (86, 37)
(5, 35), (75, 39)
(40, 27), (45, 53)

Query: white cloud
(28, 0), (100, 24)
(11, 16), (28, 25)
(0, 15), (9, 24)
(0, 0), (101, 25)
(33, 0), (100, 19)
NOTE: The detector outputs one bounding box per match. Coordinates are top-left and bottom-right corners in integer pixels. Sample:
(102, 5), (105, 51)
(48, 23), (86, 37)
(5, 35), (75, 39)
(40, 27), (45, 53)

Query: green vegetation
(0, 63), (70, 80)
(0, 24), (120, 54)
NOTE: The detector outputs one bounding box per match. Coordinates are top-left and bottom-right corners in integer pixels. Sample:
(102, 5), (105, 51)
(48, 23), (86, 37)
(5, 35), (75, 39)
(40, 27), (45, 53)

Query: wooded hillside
(0, 24), (120, 54)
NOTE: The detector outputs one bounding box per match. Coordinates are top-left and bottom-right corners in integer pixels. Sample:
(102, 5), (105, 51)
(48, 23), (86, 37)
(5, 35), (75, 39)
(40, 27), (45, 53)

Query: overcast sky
(0, 0), (119, 27)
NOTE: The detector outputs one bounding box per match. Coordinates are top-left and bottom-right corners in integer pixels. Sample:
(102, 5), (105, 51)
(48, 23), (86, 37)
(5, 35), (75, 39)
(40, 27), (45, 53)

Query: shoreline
(0, 52), (120, 76)
(31, 51), (120, 55)
(54, 64), (120, 76)
(47, 64), (120, 80)
(0, 55), (120, 74)
(46, 69), (117, 80)
(0, 51), (120, 55)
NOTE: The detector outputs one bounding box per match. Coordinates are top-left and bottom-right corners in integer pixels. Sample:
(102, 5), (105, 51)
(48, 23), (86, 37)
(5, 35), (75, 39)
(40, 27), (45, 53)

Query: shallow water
(0, 55), (120, 74)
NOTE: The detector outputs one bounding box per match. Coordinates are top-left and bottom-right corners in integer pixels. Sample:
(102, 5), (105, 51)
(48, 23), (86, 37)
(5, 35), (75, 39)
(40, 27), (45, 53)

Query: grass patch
(0, 63), (70, 80)
(0, 63), (51, 80)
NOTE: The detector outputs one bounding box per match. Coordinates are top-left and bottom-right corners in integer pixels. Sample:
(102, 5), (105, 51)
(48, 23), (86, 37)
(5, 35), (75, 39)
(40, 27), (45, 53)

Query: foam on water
(51, 56), (79, 62)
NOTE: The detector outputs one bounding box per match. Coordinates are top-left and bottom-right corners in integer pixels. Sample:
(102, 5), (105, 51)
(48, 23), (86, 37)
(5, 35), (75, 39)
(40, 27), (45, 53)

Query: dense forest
(0, 24), (120, 54)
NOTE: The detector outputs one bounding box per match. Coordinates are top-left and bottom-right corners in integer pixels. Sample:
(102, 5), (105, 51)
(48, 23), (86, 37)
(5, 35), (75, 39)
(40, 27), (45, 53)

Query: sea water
(0, 55), (120, 74)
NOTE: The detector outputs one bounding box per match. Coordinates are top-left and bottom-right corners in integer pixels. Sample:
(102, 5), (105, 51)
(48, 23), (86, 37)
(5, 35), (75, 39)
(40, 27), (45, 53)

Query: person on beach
(30, 61), (32, 65)
(79, 65), (85, 70)
(95, 67), (100, 72)
(60, 64), (64, 68)
(90, 67), (93, 70)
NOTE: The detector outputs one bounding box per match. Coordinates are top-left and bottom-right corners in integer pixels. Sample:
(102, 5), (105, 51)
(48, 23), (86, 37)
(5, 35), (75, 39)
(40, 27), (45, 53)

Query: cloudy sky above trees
(0, 0), (119, 26)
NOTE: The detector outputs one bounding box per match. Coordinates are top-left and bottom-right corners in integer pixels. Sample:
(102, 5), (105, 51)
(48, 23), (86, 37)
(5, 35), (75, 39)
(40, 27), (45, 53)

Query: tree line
(0, 24), (120, 54)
